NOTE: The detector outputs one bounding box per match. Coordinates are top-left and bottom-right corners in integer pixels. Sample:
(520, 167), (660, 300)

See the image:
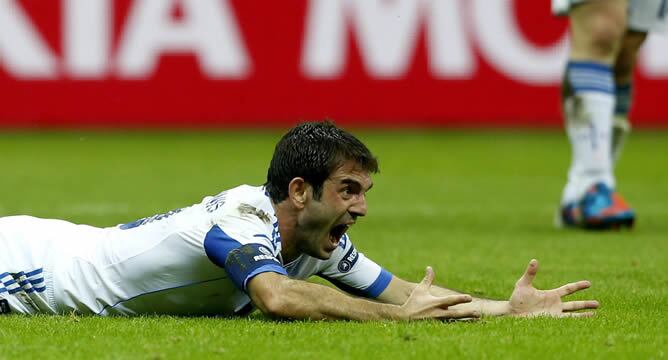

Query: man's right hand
(399, 266), (481, 321)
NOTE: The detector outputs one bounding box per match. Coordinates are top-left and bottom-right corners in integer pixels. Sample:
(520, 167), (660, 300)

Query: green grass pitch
(0, 130), (666, 359)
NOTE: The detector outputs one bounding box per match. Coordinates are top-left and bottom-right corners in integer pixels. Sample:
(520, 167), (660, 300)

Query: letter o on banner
(472, 0), (569, 84)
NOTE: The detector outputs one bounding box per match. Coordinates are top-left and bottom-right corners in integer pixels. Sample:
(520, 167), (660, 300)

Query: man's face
(295, 160), (373, 260)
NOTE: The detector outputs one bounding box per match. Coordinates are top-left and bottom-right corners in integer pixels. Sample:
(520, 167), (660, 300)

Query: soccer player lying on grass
(0, 122), (598, 320)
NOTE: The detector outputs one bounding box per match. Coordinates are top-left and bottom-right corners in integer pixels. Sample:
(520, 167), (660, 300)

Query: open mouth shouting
(328, 223), (350, 247)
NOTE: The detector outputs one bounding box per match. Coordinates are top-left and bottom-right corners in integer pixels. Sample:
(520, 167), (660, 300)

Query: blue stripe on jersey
(203, 225), (242, 268)
(253, 234), (271, 241)
(204, 226), (286, 293)
(337, 233), (349, 249)
(365, 269), (393, 298)
(567, 61), (614, 95)
(224, 243), (287, 293)
(271, 223), (281, 248)
(319, 268), (393, 299)
(0, 272), (10, 280)
(0, 288), (7, 294)
(243, 264), (288, 291)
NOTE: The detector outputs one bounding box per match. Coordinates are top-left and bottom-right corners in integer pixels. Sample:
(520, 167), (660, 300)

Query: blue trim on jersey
(319, 268), (393, 299)
(337, 233), (349, 249)
(3, 279), (16, 286)
(0, 272), (10, 279)
(204, 226), (285, 294)
(253, 234), (271, 241)
(365, 269), (393, 298)
(271, 223), (281, 249)
(0, 288), (7, 294)
(203, 225), (242, 268)
(242, 264), (288, 291)
(224, 243), (286, 293)
(95, 276), (227, 316)
(119, 207), (185, 230)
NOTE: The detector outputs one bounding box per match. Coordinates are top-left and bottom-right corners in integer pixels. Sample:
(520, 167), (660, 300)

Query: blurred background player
(554, 0), (668, 229)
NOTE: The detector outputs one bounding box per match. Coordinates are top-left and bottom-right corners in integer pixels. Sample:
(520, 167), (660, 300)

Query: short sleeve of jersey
(203, 194), (287, 293)
(317, 234), (393, 299)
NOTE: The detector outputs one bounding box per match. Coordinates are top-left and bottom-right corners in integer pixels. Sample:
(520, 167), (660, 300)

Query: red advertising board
(1, 0), (667, 128)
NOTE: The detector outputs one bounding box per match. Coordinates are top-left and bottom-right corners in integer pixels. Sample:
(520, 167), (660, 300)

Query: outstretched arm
(247, 267), (480, 321)
(377, 275), (511, 316)
(376, 259), (599, 317)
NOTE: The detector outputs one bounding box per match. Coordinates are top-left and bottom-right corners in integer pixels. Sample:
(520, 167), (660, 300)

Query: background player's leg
(561, 0), (627, 208)
(558, 0), (638, 229)
(612, 30), (648, 164)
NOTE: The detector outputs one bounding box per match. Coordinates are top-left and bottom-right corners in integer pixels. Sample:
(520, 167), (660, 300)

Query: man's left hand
(508, 259), (599, 317)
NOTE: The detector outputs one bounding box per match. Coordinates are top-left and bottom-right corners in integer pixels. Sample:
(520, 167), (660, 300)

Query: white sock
(561, 61), (616, 205)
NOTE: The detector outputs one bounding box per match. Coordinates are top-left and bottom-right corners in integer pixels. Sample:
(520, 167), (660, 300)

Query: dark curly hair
(265, 121), (379, 203)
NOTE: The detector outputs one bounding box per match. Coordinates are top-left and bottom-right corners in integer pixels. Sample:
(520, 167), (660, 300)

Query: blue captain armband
(224, 243), (288, 293)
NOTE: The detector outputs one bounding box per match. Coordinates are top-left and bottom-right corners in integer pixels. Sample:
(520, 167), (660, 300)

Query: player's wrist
(391, 303), (410, 321)
(481, 300), (511, 316)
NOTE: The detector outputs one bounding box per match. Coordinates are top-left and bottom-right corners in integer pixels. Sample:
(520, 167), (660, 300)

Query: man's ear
(288, 178), (310, 209)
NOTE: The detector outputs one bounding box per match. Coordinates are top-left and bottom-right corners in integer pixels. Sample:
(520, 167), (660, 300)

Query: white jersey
(0, 185), (392, 316)
(552, 0), (668, 32)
